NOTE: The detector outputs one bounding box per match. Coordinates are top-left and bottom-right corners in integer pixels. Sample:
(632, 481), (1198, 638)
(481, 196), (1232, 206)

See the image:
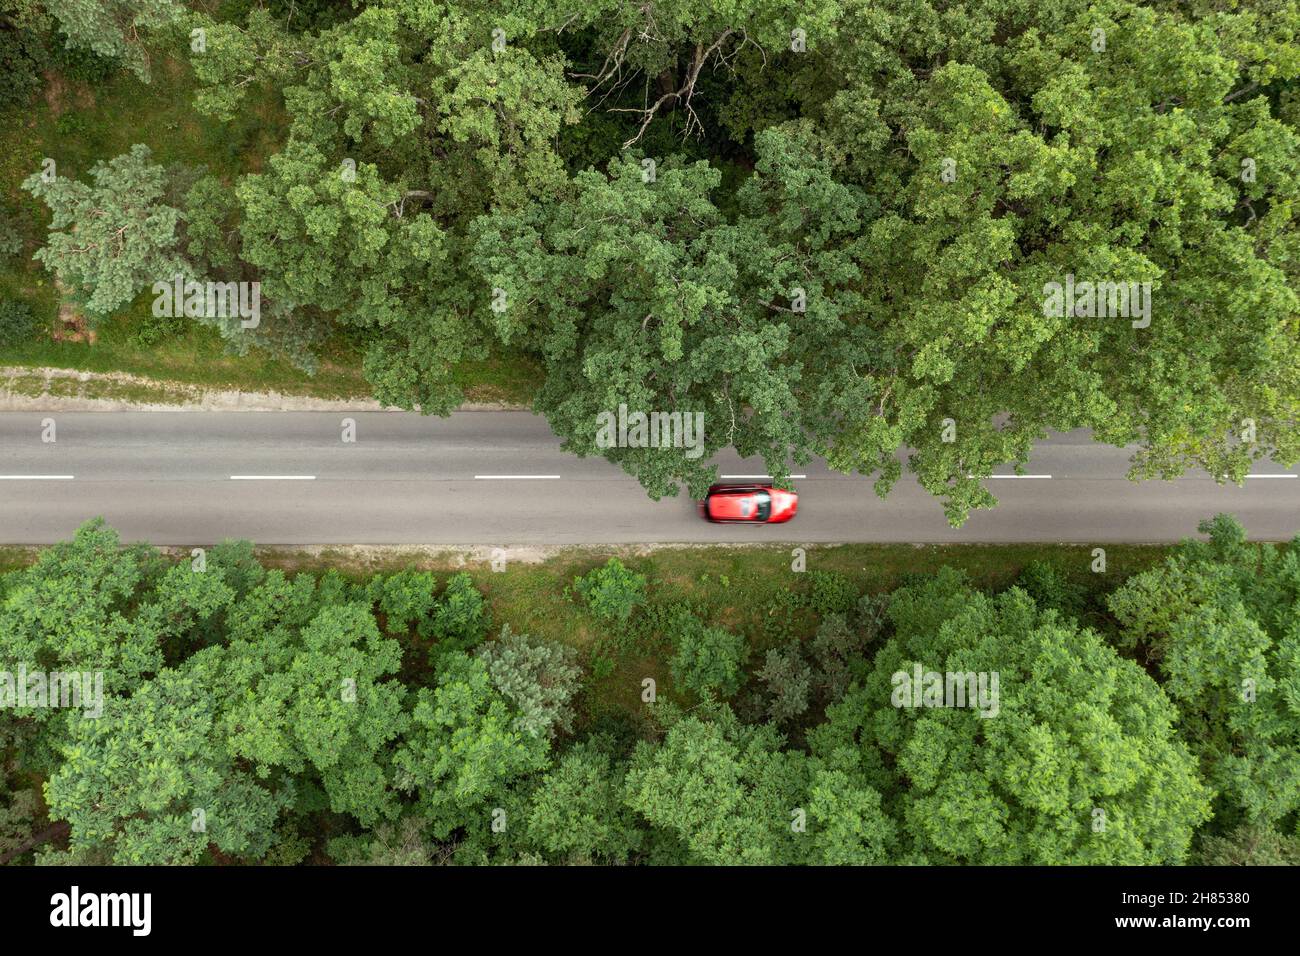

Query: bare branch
(615, 28), (738, 150)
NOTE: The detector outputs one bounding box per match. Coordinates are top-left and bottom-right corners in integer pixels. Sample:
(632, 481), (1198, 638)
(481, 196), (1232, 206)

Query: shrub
(756, 644), (812, 724)
(633, 599), (698, 653)
(0, 205), (26, 264)
(206, 539), (265, 598)
(326, 817), (433, 866)
(0, 300), (42, 349)
(0, 26), (46, 113)
(809, 612), (869, 704)
(47, 36), (120, 84)
(128, 308), (188, 348)
(54, 110), (88, 135)
(806, 569), (858, 615)
(368, 570), (435, 635)
(1015, 560), (1085, 618)
(668, 611), (748, 697)
(575, 558), (646, 622)
(1195, 824), (1300, 866)
(420, 572), (488, 654)
(853, 592), (889, 641)
(0, 213), (21, 263)
(759, 587), (803, 644)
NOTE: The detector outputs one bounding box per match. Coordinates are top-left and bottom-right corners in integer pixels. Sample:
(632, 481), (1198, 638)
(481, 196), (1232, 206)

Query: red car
(701, 483), (798, 523)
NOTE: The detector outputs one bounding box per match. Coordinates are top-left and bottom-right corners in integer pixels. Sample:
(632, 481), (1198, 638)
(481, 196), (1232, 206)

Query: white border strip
(0, 475), (74, 480)
(231, 475), (316, 480)
(474, 475), (562, 480)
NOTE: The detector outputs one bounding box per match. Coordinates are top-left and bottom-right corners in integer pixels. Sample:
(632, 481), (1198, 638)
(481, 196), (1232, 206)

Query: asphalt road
(0, 412), (1297, 545)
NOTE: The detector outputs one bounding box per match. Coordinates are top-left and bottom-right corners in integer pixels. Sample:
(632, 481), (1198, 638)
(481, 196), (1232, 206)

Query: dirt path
(0, 366), (525, 412)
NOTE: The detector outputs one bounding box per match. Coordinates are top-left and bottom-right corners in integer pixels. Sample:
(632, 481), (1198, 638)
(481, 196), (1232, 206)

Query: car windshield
(752, 491), (771, 521)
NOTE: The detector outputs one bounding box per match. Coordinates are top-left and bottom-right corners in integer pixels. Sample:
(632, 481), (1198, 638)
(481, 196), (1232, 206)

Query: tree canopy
(809, 568), (1213, 863)
(2, 517), (1294, 865)
(1109, 514), (1300, 827)
(13, 0), (1298, 521)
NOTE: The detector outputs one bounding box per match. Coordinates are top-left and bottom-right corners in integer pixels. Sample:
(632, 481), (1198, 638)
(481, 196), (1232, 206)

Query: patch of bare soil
(51, 314), (96, 344)
(41, 69), (95, 116)
(41, 71), (68, 114)
(52, 286), (96, 344)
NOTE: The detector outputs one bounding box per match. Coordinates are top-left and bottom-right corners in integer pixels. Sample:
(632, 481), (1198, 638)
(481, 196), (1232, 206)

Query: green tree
(0, 787), (42, 864)
(797, 1), (1300, 523)
(422, 571), (489, 657)
(0, 4), (49, 111)
(218, 601), (409, 827)
(1015, 560), (1087, 620)
(44, 651), (288, 865)
(193, 2), (580, 400)
(23, 144), (186, 320)
(806, 767), (898, 865)
(809, 568), (1212, 864)
(624, 705), (811, 865)
(755, 643), (813, 725)
(0, 520), (161, 696)
(0, 520), (256, 784)
(185, 8), (308, 121)
(808, 609), (873, 705)
(181, 1), (1300, 523)
(1109, 514), (1300, 825)
(327, 816), (435, 866)
(470, 150), (819, 500)
(393, 652), (549, 839)
(477, 624), (583, 739)
(44, 0), (184, 80)
(367, 569), (436, 635)
(523, 738), (641, 864)
(1196, 823), (1300, 866)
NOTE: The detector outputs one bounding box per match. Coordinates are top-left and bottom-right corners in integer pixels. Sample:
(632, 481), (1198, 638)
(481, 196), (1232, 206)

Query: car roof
(707, 489), (766, 519)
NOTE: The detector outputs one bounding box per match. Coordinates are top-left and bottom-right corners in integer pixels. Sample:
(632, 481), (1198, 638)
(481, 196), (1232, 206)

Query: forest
(2, 0), (1297, 522)
(1, 1), (1298, 869)
(0, 514), (1297, 865)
